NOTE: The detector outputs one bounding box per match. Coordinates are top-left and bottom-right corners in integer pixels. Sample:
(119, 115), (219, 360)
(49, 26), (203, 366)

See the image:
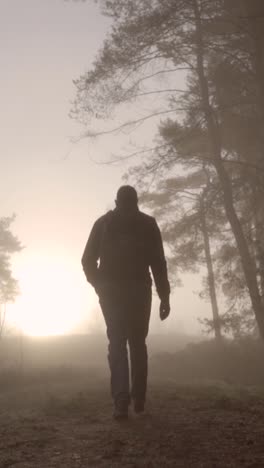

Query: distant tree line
(71, 0), (264, 340)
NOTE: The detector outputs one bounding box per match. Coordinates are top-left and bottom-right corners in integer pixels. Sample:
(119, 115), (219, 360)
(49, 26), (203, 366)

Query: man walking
(82, 186), (170, 419)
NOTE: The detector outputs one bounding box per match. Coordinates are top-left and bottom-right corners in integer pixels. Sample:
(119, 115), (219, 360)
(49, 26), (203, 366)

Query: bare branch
(126, 88), (188, 99)
(129, 67), (193, 89)
(79, 108), (187, 139)
(96, 144), (171, 165)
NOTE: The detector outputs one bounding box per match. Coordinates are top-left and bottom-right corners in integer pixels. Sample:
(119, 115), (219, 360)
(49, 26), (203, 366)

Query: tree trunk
(192, 0), (264, 338)
(255, 214), (264, 300)
(200, 196), (222, 340)
(252, 185), (264, 300)
(0, 303), (6, 340)
(244, 0), (264, 126)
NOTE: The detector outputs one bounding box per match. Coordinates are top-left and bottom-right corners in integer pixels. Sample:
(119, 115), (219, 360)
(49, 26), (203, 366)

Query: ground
(1, 369), (264, 467)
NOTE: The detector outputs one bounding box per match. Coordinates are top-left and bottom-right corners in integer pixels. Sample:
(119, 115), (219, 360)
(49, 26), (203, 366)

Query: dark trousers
(99, 283), (151, 406)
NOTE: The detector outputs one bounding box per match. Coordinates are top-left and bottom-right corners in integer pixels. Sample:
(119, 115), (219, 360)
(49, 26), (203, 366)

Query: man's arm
(149, 219), (170, 315)
(81, 219), (102, 289)
(149, 219), (170, 320)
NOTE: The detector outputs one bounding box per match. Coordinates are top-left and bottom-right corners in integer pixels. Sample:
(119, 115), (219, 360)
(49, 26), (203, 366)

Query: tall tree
(141, 170), (223, 340)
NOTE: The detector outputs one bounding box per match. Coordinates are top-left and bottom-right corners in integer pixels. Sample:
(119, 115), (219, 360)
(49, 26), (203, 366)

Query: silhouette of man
(82, 186), (170, 419)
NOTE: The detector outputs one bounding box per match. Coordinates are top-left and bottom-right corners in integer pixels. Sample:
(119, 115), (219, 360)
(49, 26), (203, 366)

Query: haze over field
(1, 0), (211, 338)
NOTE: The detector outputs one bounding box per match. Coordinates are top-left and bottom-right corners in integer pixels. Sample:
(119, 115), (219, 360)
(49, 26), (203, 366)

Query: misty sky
(1, 0), (211, 336)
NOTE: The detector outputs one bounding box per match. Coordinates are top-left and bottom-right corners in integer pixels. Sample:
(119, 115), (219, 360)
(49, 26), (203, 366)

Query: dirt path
(1, 375), (264, 467)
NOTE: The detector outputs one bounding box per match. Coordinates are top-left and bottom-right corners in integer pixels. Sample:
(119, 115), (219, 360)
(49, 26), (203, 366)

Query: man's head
(115, 185), (138, 212)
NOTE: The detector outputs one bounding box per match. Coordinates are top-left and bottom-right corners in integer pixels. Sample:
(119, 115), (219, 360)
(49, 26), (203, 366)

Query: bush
(150, 338), (264, 385)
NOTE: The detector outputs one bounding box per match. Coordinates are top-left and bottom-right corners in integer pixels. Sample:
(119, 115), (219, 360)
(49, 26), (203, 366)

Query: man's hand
(160, 296), (170, 321)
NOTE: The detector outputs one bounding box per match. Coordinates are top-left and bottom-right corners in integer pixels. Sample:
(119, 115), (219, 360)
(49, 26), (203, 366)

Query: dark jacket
(81, 208), (170, 299)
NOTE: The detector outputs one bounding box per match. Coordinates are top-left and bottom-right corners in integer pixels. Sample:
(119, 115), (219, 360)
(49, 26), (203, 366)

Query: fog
(1, 0), (212, 338)
(0, 333), (201, 371)
(1, 1), (264, 466)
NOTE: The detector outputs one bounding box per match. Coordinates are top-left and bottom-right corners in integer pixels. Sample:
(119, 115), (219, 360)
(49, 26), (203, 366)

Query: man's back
(82, 208), (170, 299)
(99, 209), (154, 281)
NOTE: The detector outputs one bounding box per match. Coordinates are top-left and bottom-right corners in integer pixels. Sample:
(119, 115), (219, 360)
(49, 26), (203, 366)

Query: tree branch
(79, 108), (187, 139)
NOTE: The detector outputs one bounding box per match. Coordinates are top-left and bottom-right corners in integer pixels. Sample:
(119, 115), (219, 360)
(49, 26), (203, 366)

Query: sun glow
(11, 256), (90, 337)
